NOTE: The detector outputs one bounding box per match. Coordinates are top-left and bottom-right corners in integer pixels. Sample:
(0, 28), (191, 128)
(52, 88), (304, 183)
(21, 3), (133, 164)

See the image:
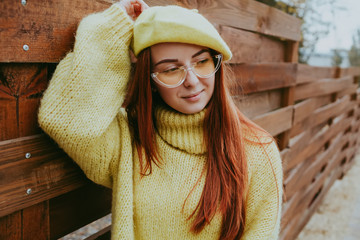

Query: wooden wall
(0, 0), (359, 239)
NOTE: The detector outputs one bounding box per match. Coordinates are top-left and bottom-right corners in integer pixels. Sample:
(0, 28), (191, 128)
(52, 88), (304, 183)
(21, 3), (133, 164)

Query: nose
(183, 67), (199, 88)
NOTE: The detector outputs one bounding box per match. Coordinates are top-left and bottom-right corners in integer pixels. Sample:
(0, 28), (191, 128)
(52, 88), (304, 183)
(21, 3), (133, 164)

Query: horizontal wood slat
(339, 67), (360, 77)
(173, 0), (302, 41)
(234, 89), (282, 119)
(284, 116), (352, 171)
(1, 0), (301, 63)
(220, 26), (286, 64)
(293, 95), (332, 125)
(230, 63), (296, 94)
(294, 76), (354, 101)
(252, 106), (293, 136)
(0, 0), (111, 62)
(0, 134), (89, 217)
(296, 64), (337, 84)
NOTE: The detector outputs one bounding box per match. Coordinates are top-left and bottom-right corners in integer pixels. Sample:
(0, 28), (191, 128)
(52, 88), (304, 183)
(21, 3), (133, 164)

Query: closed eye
(194, 58), (211, 66)
(162, 67), (181, 74)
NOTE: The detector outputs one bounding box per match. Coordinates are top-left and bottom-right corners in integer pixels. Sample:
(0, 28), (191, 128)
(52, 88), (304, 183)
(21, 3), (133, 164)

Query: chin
(175, 103), (206, 114)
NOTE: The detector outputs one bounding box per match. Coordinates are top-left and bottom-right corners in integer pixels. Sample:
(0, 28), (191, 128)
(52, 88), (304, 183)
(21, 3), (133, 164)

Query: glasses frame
(151, 54), (223, 88)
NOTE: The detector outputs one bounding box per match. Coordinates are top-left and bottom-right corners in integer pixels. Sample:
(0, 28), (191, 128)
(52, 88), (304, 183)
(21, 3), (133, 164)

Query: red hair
(123, 48), (267, 239)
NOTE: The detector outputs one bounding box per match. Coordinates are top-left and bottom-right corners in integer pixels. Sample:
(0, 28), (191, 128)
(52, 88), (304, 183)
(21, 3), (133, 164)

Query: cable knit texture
(38, 4), (283, 240)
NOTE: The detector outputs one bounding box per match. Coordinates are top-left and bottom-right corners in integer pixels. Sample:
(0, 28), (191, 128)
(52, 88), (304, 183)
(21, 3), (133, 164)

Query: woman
(38, 0), (283, 239)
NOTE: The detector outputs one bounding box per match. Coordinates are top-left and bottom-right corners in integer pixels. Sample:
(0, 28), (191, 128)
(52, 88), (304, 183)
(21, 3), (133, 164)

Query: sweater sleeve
(38, 5), (134, 188)
(242, 140), (283, 240)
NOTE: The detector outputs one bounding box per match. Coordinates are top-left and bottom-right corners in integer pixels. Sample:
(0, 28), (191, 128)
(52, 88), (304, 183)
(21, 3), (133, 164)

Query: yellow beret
(133, 5), (232, 61)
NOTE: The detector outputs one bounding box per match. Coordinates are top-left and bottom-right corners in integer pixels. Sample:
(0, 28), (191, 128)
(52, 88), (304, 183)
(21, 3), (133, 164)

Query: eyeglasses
(151, 54), (222, 88)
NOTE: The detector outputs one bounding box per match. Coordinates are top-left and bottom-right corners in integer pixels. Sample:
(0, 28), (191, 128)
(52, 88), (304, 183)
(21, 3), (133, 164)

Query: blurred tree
(255, 0), (342, 64)
(348, 29), (360, 66)
(331, 49), (343, 66)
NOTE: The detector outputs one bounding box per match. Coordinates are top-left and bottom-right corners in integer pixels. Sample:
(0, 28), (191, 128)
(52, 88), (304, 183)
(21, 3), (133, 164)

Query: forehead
(150, 43), (207, 61)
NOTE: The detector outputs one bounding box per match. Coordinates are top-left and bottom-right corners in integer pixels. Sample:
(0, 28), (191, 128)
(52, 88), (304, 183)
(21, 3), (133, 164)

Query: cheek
(156, 86), (178, 105)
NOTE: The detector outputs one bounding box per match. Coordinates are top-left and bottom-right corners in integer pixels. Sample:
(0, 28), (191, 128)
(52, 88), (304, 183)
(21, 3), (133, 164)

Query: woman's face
(150, 43), (216, 114)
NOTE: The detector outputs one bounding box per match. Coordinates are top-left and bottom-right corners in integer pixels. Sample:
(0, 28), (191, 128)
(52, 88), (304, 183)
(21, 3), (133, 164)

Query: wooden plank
(287, 131), (313, 161)
(0, 64), (48, 141)
(291, 96), (353, 138)
(286, 150), (339, 229)
(294, 76), (354, 101)
(0, 211), (22, 240)
(230, 63), (296, 94)
(311, 95), (351, 127)
(339, 67), (360, 77)
(49, 185), (111, 239)
(84, 226), (111, 240)
(286, 116), (352, 171)
(293, 95), (332, 125)
(0, 0), (111, 62)
(281, 190), (302, 232)
(1, 0), (301, 63)
(233, 89), (282, 119)
(0, 134), (89, 217)
(252, 106), (293, 136)
(286, 164), (344, 240)
(22, 202), (50, 240)
(337, 83), (358, 99)
(284, 132), (344, 199)
(177, 0), (302, 41)
(283, 131), (313, 175)
(284, 41), (299, 63)
(220, 26), (285, 64)
(280, 208), (303, 240)
(296, 64), (337, 84)
(277, 40), (298, 150)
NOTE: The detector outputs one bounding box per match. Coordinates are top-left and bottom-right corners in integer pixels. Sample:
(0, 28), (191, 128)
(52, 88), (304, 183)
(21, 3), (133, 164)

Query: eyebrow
(153, 49), (210, 67)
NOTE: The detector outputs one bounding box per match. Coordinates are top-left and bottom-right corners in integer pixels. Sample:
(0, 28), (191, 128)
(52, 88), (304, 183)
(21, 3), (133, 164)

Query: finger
(136, 0), (149, 11)
(127, 5), (136, 19)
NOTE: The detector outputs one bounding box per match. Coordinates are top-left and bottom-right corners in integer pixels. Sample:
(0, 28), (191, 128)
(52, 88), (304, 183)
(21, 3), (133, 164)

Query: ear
(129, 49), (138, 63)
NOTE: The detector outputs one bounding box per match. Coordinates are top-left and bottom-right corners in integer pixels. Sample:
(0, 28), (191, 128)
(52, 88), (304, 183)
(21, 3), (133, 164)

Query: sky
(314, 0), (360, 54)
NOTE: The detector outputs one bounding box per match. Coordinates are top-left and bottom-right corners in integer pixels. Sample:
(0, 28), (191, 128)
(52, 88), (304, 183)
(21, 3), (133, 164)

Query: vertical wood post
(278, 41), (299, 150)
(0, 63), (50, 240)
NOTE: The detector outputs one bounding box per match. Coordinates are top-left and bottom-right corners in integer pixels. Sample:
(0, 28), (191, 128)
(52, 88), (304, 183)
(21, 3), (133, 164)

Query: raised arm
(38, 4), (135, 188)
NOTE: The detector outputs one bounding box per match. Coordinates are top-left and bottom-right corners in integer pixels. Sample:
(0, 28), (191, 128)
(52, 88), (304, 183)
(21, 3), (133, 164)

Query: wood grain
(234, 89), (282, 119)
(0, 0), (111, 62)
(0, 134), (89, 217)
(0, 64), (48, 141)
(252, 106), (293, 136)
(220, 26), (285, 64)
(177, 0), (302, 41)
(230, 63), (296, 94)
(294, 76), (354, 101)
(296, 64), (337, 84)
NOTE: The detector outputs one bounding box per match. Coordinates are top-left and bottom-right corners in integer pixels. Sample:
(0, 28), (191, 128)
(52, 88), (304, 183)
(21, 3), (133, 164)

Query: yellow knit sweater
(38, 5), (283, 240)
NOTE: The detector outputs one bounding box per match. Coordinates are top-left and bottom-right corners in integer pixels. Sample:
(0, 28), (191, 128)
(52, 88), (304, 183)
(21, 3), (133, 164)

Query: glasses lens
(193, 57), (216, 77)
(156, 67), (186, 86)
(152, 54), (222, 88)
(193, 55), (221, 77)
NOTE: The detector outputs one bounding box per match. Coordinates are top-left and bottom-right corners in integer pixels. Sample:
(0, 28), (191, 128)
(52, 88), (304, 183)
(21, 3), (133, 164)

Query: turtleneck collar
(154, 104), (207, 154)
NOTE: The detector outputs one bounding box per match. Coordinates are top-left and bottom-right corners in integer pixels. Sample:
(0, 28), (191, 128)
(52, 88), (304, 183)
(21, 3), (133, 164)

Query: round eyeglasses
(151, 54), (222, 88)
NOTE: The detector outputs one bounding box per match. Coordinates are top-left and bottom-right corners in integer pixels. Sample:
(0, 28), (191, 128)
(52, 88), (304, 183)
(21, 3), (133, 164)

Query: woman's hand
(117, 0), (149, 21)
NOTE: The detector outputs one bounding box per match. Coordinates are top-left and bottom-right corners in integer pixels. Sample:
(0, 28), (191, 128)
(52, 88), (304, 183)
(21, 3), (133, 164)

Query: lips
(182, 90), (203, 99)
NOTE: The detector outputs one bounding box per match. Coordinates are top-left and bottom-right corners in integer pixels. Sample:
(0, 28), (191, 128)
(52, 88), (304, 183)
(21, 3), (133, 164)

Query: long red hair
(123, 48), (266, 239)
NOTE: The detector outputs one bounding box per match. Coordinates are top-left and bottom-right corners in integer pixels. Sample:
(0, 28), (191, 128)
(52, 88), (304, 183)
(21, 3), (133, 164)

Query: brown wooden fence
(1, 0), (359, 239)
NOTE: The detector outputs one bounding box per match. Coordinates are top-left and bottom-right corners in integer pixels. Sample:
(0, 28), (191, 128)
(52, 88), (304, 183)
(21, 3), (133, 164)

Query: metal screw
(21, 0), (27, 6)
(25, 152), (31, 159)
(23, 44), (29, 51)
(26, 188), (32, 195)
